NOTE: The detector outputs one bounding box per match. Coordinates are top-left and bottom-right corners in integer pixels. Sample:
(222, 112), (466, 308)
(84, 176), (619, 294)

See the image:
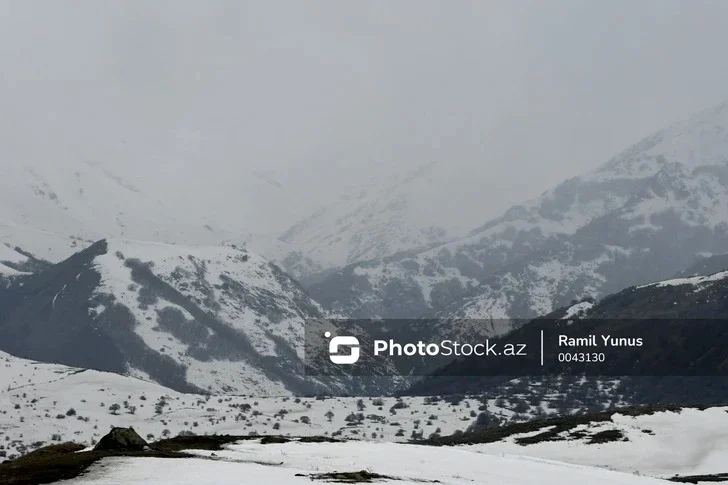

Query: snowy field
(0, 350), (497, 459)
(468, 406), (728, 479)
(3, 348), (728, 482)
(64, 440), (664, 485)
(0, 350), (619, 460)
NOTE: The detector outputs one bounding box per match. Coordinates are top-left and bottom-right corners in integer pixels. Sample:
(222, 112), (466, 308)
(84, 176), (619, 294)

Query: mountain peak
(593, 101), (728, 183)
(0, 237), (332, 395)
(309, 101), (728, 321)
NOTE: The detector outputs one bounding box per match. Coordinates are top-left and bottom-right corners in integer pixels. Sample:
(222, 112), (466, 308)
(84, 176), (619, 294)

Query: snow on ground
(278, 161), (479, 272)
(0, 350), (492, 460)
(0, 243), (29, 265)
(0, 159), (236, 262)
(637, 269), (728, 289)
(0, 262), (24, 276)
(0, 242), (31, 276)
(64, 440), (664, 485)
(2, 351), (625, 461)
(467, 406), (728, 479)
(94, 238), (322, 360)
(353, 263), (478, 308)
(77, 238), (332, 394)
(453, 250), (611, 320)
(3, 349), (728, 481)
(562, 300), (595, 319)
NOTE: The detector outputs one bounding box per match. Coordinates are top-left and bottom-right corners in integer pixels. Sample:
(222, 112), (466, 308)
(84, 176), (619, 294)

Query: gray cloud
(2, 0), (728, 233)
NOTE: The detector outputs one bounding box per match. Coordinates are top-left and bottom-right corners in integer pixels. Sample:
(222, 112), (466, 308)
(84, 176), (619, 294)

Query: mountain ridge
(0, 238), (330, 395)
(308, 102), (728, 321)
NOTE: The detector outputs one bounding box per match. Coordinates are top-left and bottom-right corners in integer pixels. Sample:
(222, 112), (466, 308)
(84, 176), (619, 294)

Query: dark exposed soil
(0, 433), (342, 485)
(260, 435), (290, 444)
(0, 442), (189, 485)
(587, 429), (626, 444)
(302, 470), (397, 483)
(668, 473), (728, 483)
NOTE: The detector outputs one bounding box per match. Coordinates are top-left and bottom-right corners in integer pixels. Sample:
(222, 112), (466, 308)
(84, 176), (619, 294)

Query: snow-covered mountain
(582, 262), (728, 320)
(0, 158), (464, 282)
(0, 159), (240, 264)
(0, 238), (343, 395)
(224, 162), (469, 280)
(410, 259), (728, 402)
(278, 161), (494, 275)
(217, 233), (326, 283)
(309, 102), (728, 320)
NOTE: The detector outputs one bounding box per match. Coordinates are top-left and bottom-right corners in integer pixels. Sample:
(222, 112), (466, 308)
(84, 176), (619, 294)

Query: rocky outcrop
(93, 427), (149, 452)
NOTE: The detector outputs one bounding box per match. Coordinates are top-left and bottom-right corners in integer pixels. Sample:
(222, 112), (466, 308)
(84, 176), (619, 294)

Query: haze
(2, 0), (728, 234)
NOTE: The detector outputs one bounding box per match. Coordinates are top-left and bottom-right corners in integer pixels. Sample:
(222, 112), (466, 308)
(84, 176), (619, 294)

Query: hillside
(0, 245), (31, 277)
(409, 260), (728, 404)
(308, 103), (728, 320)
(0, 349), (669, 485)
(0, 349), (542, 461)
(586, 266), (728, 319)
(428, 404), (728, 481)
(0, 159), (478, 282)
(0, 239), (335, 395)
(218, 233), (325, 283)
(279, 162), (477, 275)
(1, 347), (723, 483)
(1, 365), (721, 485)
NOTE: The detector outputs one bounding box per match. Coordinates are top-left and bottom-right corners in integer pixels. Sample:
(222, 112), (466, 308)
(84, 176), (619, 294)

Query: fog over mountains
(7, 100), (728, 286)
(3, 102), (728, 395)
(310, 102), (728, 320)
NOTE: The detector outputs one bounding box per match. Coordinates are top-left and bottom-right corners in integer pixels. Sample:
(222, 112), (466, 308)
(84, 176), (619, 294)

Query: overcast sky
(2, 0), (728, 233)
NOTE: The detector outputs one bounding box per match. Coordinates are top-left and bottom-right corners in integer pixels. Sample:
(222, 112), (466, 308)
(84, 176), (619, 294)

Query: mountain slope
(0, 350), (712, 485)
(409, 262), (728, 401)
(309, 102), (728, 320)
(279, 162), (477, 274)
(430, 404), (728, 481)
(0, 158), (454, 281)
(0, 239), (332, 395)
(0, 244), (30, 277)
(583, 266), (728, 319)
(0, 159), (237, 264)
(0, 348), (551, 460)
(0, 349), (478, 460)
(218, 233), (326, 282)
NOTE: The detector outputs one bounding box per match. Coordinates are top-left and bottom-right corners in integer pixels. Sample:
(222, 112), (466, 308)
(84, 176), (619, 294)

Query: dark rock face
(0, 241), (126, 374)
(94, 427), (149, 452)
